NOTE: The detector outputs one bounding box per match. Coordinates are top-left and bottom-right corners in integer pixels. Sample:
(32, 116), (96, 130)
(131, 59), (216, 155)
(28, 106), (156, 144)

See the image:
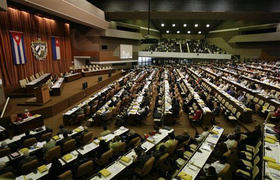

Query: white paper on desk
(141, 142), (154, 151)
(72, 151), (79, 156)
(103, 134), (114, 141)
(201, 144), (211, 152)
(0, 156), (9, 163)
(207, 135), (219, 144)
(265, 162), (280, 179)
(37, 141), (45, 147)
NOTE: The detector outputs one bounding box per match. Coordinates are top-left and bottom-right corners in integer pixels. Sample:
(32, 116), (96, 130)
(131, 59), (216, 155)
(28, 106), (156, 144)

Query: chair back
(63, 139), (76, 153)
(21, 159), (39, 174)
(76, 114), (85, 124)
(254, 156), (260, 166)
(41, 132), (52, 141)
(23, 137), (37, 147)
(141, 157), (155, 176)
(97, 149), (113, 166)
(0, 171), (14, 178)
(154, 153), (169, 167)
(0, 148), (11, 158)
(45, 146), (61, 163)
(82, 132), (93, 145)
(77, 160), (93, 178)
(252, 166), (259, 180)
(112, 142), (126, 154)
(128, 137), (141, 147)
(167, 140), (178, 155)
(58, 170), (73, 180)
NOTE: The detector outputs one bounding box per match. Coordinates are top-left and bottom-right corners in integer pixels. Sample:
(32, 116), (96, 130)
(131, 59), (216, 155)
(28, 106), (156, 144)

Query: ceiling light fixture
(172, 24), (176, 27)
(206, 24), (210, 28)
(177, 30), (180, 34)
(161, 23), (165, 27)
(166, 30), (170, 33)
(195, 24), (198, 27)
(198, 31), (202, 34)
(183, 24), (187, 27)
(187, 31), (191, 34)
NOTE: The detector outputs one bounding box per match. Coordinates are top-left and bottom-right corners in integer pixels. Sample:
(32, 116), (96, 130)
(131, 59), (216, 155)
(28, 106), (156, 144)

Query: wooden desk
(187, 68), (253, 122)
(64, 73), (82, 82)
(12, 114), (44, 134)
(90, 128), (174, 180)
(51, 78), (64, 96)
(262, 124), (280, 180)
(82, 69), (115, 77)
(177, 69), (213, 124)
(174, 126), (224, 180)
(26, 73), (51, 91)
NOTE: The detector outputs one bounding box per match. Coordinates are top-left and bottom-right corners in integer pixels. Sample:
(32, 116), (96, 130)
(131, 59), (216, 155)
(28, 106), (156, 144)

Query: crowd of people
(144, 39), (227, 54)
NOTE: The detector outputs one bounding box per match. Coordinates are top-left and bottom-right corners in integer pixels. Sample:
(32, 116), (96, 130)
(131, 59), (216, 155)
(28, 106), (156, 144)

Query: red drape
(0, 8), (72, 93)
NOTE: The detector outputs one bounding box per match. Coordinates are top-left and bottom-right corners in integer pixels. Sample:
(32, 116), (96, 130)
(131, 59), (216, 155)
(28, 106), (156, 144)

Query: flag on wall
(51, 37), (61, 60)
(9, 31), (27, 65)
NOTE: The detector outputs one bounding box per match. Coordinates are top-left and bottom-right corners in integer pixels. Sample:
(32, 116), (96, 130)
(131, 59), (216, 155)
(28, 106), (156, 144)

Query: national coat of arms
(31, 39), (48, 60)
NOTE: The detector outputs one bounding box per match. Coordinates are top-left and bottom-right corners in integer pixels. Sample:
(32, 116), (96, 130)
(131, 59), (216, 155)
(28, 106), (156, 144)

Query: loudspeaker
(98, 77), (102, 82)
(101, 45), (108, 50)
(82, 82), (88, 89)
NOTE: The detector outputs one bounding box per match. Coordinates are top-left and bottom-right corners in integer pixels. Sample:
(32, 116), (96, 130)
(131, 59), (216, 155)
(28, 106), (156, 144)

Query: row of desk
(51, 78), (64, 96)
(188, 67), (253, 122)
(0, 123), (46, 147)
(163, 70), (172, 115)
(212, 66), (280, 108)
(64, 73), (82, 82)
(12, 114), (44, 135)
(82, 69), (115, 77)
(178, 69), (212, 122)
(128, 79), (152, 115)
(16, 126), (128, 180)
(174, 126), (224, 180)
(63, 71), (134, 118)
(4, 125), (85, 178)
(26, 73), (52, 91)
(90, 128), (174, 180)
(127, 69), (156, 115)
(95, 88), (125, 117)
(262, 124), (280, 180)
(225, 66), (280, 93)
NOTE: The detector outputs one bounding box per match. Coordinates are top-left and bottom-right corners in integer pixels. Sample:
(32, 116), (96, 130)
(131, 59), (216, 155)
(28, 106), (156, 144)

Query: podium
(35, 85), (50, 104)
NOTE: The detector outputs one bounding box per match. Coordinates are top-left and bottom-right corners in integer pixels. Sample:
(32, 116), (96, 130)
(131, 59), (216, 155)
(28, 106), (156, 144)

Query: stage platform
(5, 71), (123, 118)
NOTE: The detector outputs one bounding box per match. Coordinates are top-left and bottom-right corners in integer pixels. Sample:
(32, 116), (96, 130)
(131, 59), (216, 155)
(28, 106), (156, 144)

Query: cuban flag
(9, 31), (27, 65)
(51, 37), (61, 60)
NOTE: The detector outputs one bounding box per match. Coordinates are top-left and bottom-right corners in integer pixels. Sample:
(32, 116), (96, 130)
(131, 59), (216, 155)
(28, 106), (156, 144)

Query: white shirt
(211, 161), (226, 174)
(224, 139), (236, 149)
(196, 131), (209, 142)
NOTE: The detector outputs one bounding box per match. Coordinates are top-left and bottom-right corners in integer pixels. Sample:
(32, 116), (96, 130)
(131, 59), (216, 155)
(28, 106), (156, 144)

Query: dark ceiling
(87, 0), (280, 34)
(88, 0), (280, 12)
(151, 20), (221, 35)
